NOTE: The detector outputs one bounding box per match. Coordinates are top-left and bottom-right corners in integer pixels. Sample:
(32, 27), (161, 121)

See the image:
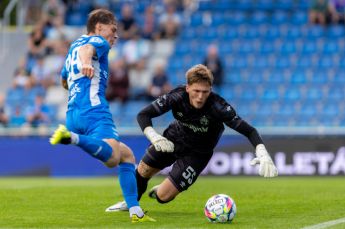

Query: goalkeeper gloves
(250, 144), (278, 178)
(144, 127), (174, 153)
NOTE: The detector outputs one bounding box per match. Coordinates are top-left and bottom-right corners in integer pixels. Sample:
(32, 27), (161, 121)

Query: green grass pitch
(0, 176), (345, 228)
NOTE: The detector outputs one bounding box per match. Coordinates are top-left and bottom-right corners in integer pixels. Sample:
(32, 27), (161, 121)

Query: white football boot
(105, 201), (128, 212)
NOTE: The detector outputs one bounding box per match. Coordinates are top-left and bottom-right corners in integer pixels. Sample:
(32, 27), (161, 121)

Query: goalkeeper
(107, 64), (277, 211)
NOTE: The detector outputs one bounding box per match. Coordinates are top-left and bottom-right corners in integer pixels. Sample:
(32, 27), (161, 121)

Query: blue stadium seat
(290, 72), (307, 84)
(271, 11), (289, 25)
(255, 0), (274, 10)
(291, 11), (308, 25)
(305, 88), (322, 100)
(322, 42), (338, 54)
(261, 88), (279, 101)
(284, 88), (301, 100)
(227, 11), (246, 25)
(300, 41), (317, 54)
(327, 26), (345, 38)
(249, 11), (268, 25)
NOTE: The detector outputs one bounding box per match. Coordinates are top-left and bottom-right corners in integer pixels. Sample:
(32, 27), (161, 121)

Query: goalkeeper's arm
(227, 118), (278, 178)
(137, 104), (174, 152)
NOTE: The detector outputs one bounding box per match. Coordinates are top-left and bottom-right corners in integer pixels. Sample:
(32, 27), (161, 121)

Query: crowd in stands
(309, 0), (345, 25)
(2, 0), (203, 128)
(3, 0), (340, 129)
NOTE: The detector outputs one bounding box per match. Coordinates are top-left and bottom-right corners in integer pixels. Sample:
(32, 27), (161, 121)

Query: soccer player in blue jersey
(49, 9), (155, 223)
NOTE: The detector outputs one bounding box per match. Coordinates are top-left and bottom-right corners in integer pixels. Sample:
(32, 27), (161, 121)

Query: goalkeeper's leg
(148, 178), (179, 203)
(136, 160), (160, 200)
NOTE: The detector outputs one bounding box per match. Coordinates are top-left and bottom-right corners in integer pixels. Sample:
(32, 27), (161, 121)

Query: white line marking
(301, 217), (345, 229)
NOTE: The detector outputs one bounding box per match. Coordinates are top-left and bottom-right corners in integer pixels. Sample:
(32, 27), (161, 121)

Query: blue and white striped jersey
(61, 35), (111, 113)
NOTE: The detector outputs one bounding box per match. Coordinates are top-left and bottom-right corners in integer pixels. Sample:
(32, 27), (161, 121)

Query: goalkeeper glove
(250, 144), (278, 178)
(144, 127), (174, 153)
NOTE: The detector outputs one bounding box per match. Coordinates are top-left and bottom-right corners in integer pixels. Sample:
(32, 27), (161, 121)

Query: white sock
(70, 132), (79, 144)
(129, 206), (144, 218)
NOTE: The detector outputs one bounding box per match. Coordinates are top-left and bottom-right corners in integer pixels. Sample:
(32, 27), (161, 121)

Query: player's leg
(148, 178), (179, 203)
(50, 112), (118, 164)
(102, 140), (154, 221)
(136, 145), (176, 200)
(105, 145), (174, 212)
(50, 124), (116, 163)
(149, 153), (213, 203)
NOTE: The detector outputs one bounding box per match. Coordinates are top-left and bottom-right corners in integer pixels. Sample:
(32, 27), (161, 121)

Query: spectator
(146, 63), (172, 100)
(122, 31), (150, 68)
(328, 0), (345, 24)
(309, 0), (331, 25)
(119, 4), (138, 40)
(41, 0), (66, 27)
(0, 94), (9, 127)
(129, 59), (152, 100)
(106, 59), (130, 104)
(141, 5), (159, 40)
(25, 95), (50, 127)
(203, 44), (224, 90)
(30, 54), (56, 89)
(13, 57), (32, 90)
(158, 3), (181, 39)
(27, 21), (49, 71)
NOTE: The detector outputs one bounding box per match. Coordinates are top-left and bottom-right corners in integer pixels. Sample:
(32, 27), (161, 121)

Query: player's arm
(61, 79), (68, 90)
(78, 44), (96, 78)
(221, 104), (278, 178)
(137, 99), (174, 153)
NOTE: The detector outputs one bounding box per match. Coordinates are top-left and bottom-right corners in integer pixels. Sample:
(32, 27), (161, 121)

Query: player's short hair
(185, 64), (214, 86)
(87, 9), (117, 33)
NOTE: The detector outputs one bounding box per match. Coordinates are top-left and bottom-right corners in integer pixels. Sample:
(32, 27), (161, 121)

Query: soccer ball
(204, 194), (236, 223)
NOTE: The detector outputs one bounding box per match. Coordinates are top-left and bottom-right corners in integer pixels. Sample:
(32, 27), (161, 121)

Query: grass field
(0, 176), (345, 228)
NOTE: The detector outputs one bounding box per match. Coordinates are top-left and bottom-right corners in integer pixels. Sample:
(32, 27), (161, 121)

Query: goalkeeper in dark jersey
(106, 64), (278, 211)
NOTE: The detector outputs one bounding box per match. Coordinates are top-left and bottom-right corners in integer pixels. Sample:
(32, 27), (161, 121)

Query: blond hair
(185, 64), (214, 86)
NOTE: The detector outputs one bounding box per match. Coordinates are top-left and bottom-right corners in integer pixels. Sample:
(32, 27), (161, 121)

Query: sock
(119, 162), (140, 209)
(76, 135), (112, 162)
(136, 169), (149, 201)
(129, 206), (144, 218)
(70, 132), (79, 144)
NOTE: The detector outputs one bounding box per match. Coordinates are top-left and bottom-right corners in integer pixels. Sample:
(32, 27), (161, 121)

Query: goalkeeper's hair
(87, 8), (117, 33)
(185, 64), (214, 86)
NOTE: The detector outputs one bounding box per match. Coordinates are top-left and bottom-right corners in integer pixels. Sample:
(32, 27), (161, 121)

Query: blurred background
(0, 0), (344, 176)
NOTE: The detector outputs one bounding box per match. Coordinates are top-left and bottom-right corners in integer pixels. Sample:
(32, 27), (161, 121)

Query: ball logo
(208, 198), (225, 208)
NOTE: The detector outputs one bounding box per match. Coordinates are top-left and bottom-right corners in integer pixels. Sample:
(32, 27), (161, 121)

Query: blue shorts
(66, 109), (120, 141)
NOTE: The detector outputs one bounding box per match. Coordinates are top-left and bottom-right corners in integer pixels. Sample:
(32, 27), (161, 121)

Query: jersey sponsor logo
(200, 115), (209, 126)
(69, 83), (81, 103)
(89, 37), (103, 44)
(180, 121), (209, 133)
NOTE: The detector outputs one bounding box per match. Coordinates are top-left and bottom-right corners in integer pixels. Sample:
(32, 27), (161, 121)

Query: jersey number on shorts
(182, 166), (196, 185)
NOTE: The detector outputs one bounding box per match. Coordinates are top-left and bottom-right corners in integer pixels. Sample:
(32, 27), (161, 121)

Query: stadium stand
(1, 0), (344, 130)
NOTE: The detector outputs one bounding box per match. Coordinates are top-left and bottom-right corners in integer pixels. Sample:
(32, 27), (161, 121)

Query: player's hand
(151, 134), (174, 152)
(250, 144), (278, 178)
(144, 127), (174, 153)
(81, 63), (94, 78)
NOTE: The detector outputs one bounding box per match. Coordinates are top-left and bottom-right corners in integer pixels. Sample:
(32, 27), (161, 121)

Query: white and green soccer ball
(204, 194), (237, 223)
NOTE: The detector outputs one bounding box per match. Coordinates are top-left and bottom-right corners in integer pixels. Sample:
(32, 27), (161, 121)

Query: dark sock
(136, 169), (149, 201)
